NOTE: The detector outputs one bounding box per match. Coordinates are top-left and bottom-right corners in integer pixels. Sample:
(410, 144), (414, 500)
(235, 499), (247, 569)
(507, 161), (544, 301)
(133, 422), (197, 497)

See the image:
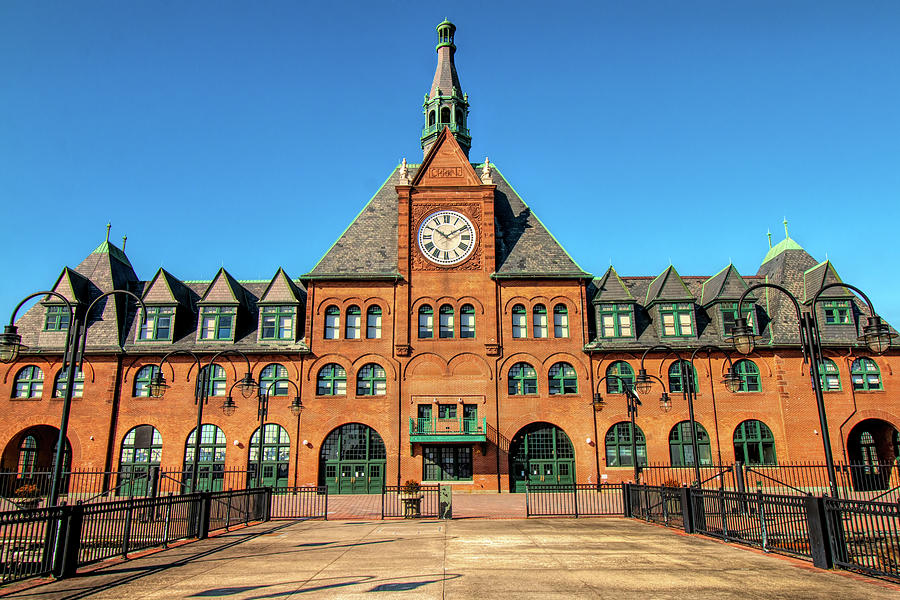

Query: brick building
(1, 21), (898, 495)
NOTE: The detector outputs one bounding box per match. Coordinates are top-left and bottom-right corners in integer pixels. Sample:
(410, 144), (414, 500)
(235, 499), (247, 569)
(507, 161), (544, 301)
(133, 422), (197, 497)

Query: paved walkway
(3, 518), (897, 599)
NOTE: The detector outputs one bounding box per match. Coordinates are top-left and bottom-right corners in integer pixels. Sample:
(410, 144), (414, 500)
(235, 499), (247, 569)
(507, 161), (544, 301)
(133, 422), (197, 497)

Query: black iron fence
(0, 506), (64, 583)
(382, 485), (441, 518)
(825, 496), (900, 580)
(628, 485), (687, 530)
(525, 484), (624, 517)
(269, 487), (328, 520)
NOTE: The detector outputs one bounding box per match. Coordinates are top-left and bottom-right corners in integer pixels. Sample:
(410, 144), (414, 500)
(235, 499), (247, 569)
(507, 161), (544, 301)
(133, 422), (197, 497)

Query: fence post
(121, 497), (135, 557)
(163, 494), (173, 547)
(734, 461), (745, 494)
(525, 483), (531, 517)
(718, 488), (728, 540)
(573, 484), (579, 518)
(803, 495), (833, 569)
(148, 466), (160, 500)
(264, 487), (273, 522)
(197, 492), (212, 540)
(53, 503), (84, 579)
(622, 483), (631, 517)
(680, 486), (694, 533)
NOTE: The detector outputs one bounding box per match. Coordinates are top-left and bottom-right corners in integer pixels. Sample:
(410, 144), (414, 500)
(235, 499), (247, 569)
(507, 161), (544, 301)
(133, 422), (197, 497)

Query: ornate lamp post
(729, 282), (894, 498)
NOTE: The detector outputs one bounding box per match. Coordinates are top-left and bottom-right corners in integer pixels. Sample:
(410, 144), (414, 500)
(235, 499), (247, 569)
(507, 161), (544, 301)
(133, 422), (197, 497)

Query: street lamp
(729, 281), (894, 498)
(0, 289), (146, 506)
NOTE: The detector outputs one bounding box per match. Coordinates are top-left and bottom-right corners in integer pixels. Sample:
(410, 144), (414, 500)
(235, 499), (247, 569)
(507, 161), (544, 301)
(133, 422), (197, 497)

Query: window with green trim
(438, 403), (457, 419)
(851, 357), (882, 391)
(260, 305), (294, 340)
(44, 305), (70, 331)
(317, 363), (346, 395)
(667, 360), (697, 394)
(818, 359), (841, 391)
(605, 422), (647, 467)
(366, 306), (382, 339)
(197, 364), (226, 397)
(512, 304), (527, 338)
(733, 359), (761, 392)
(133, 365), (159, 397)
(533, 304), (548, 338)
(356, 363), (386, 396)
(553, 304), (569, 338)
(18, 436), (37, 475)
(324, 305), (340, 339)
(139, 305), (174, 341)
(460, 304), (475, 338)
(669, 421), (712, 466)
(418, 305), (434, 338)
(345, 305), (361, 339)
(598, 304), (633, 338)
(548, 362), (577, 395)
(823, 300), (852, 325)
(720, 302), (754, 336)
(508, 362), (538, 395)
(259, 363), (289, 396)
(605, 361), (634, 394)
(199, 306), (236, 341)
(733, 419), (777, 465)
(53, 367), (84, 398)
(13, 366), (43, 398)
(660, 303), (694, 337)
(439, 304), (454, 338)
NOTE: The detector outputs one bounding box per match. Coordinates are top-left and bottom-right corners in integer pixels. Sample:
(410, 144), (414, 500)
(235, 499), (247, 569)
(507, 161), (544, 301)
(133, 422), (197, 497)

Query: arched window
(818, 358), (841, 392)
(851, 358), (882, 391)
(184, 424), (227, 492)
(605, 361), (634, 394)
(418, 305), (434, 338)
(508, 362), (538, 395)
(13, 366), (43, 398)
(366, 306), (382, 339)
(512, 304), (527, 338)
(428, 110), (436, 126)
(553, 304), (569, 338)
(17, 436), (37, 476)
(734, 359), (761, 392)
(259, 363), (289, 396)
(317, 363), (347, 396)
(455, 108), (464, 128)
(460, 304), (475, 338)
(533, 304), (548, 338)
(324, 305), (340, 339)
(53, 367), (85, 398)
(733, 420), (777, 465)
(439, 304), (454, 338)
(667, 361), (697, 394)
(249, 423), (290, 487)
(549, 362), (577, 395)
(345, 306), (361, 339)
(669, 421), (712, 466)
(357, 363), (387, 396)
(605, 422), (647, 467)
(133, 365), (160, 397)
(119, 425), (163, 495)
(440, 106), (451, 123)
(197, 364), (226, 397)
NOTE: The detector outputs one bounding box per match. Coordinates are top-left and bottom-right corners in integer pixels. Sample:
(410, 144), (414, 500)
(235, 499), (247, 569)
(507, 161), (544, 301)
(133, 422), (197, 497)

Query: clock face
(417, 210), (477, 265)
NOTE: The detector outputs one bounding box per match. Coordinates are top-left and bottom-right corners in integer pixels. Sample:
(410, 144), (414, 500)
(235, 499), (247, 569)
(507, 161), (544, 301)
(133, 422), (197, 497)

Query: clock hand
(447, 226), (468, 237)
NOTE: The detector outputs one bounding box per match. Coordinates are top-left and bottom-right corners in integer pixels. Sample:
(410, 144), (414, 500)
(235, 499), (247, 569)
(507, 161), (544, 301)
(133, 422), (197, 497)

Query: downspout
(707, 354), (724, 466)
(494, 279), (502, 492)
(103, 352), (125, 492)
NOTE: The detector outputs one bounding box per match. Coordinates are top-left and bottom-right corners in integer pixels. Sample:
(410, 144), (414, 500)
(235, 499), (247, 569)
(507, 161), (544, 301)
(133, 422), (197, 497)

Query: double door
(325, 461), (384, 494)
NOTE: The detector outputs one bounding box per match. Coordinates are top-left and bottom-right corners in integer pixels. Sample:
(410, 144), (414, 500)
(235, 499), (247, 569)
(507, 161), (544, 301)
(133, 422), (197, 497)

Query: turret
(421, 20), (471, 157)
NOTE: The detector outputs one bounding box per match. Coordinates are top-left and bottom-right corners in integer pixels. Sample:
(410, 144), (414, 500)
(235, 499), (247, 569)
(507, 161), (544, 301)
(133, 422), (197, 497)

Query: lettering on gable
(429, 166), (463, 179)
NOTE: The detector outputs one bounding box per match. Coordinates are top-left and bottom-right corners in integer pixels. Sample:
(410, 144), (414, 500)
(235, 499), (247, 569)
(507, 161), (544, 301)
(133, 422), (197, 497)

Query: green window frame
(733, 420), (777, 465)
(259, 363), (289, 396)
(324, 305), (340, 339)
(508, 362), (538, 395)
(605, 422), (647, 467)
(660, 302), (694, 337)
(850, 357), (882, 391)
(669, 421), (712, 466)
(512, 304), (527, 338)
(548, 362), (577, 395)
(120, 425), (163, 470)
(553, 304), (569, 338)
(13, 366), (43, 398)
(317, 363), (347, 395)
(734, 359), (761, 392)
(605, 361), (634, 394)
(533, 304), (548, 338)
(199, 306), (236, 341)
(817, 358), (841, 392)
(18, 436), (37, 476)
(418, 305), (434, 339)
(366, 306), (382, 339)
(197, 364), (227, 397)
(438, 404), (457, 419)
(139, 306), (175, 341)
(260, 305), (294, 340)
(439, 304), (454, 338)
(719, 302), (754, 336)
(53, 367), (84, 398)
(44, 305), (71, 332)
(598, 304), (633, 338)
(133, 365), (160, 397)
(424, 446), (472, 481)
(667, 360), (697, 394)
(460, 304), (475, 338)
(356, 363), (386, 396)
(823, 300), (852, 325)
(345, 305), (361, 339)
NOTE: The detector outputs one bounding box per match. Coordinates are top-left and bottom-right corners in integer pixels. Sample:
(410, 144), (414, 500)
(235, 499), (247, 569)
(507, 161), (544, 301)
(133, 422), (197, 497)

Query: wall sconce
(586, 437), (594, 446)
(302, 439), (312, 448)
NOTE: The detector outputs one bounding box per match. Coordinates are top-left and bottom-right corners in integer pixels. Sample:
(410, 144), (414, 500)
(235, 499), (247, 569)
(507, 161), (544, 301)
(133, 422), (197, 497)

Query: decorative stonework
(411, 203), (483, 272)
(484, 343), (501, 357)
(395, 344), (412, 357)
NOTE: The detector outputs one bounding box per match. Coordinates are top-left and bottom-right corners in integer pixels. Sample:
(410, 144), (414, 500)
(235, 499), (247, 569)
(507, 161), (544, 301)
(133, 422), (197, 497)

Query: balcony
(409, 417), (487, 443)
(421, 122), (471, 139)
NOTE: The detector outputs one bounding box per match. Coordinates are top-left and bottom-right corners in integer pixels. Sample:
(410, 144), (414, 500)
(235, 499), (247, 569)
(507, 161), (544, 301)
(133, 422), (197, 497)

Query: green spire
(761, 220), (805, 265)
(421, 20), (471, 157)
(91, 223), (132, 266)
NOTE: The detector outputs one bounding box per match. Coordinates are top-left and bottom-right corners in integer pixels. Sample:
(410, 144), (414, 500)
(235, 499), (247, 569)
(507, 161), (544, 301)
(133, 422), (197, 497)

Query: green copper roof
(761, 236), (804, 265)
(91, 240), (132, 267)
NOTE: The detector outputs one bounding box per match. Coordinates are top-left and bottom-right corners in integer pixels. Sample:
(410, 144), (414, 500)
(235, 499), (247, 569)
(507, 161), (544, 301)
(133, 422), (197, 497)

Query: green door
(249, 424), (291, 488)
(463, 404), (478, 433)
(184, 425), (227, 493)
(510, 423), (576, 493)
(118, 425), (162, 497)
(320, 424), (387, 494)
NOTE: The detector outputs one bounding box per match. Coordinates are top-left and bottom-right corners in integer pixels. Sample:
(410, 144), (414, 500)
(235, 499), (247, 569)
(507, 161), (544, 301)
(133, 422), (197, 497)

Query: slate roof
(645, 266), (694, 305)
(592, 267), (634, 303)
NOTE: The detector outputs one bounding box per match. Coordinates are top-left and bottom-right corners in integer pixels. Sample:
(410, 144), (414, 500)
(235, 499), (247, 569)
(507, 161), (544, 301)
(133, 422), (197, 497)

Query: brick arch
(457, 296), (485, 315)
(502, 296), (531, 315)
(410, 297), (439, 314)
(448, 353), (493, 380)
(316, 421), (394, 456)
(498, 352), (543, 380)
(362, 297), (391, 316)
(592, 354), (639, 379)
(314, 299), (343, 315)
(2, 357), (54, 384)
(549, 296), (580, 315)
(305, 354), (353, 382)
(842, 410), (900, 438)
(402, 352), (448, 381)
(350, 354), (397, 381)
(541, 353), (590, 381)
(257, 355), (301, 380)
(503, 419), (577, 455)
(0, 421), (83, 468)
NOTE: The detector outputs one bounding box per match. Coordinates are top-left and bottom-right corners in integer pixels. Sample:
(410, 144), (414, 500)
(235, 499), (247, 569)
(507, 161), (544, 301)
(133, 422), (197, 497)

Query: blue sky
(1, 1), (899, 323)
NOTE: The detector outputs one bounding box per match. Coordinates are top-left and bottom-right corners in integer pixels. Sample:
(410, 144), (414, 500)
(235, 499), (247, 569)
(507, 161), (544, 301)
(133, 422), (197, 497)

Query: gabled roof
(412, 126), (481, 187)
(199, 268), (245, 304)
(258, 268), (305, 304)
(645, 265), (694, 305)
(47, 267), (92, 305)
(592, 267), (634, 303)
(700, 264), (755, 306)
(91, 239), (132, 268)
(762, 235), (805, 265)
(804, 260), (852, 303)
(143, 268), (193, 307)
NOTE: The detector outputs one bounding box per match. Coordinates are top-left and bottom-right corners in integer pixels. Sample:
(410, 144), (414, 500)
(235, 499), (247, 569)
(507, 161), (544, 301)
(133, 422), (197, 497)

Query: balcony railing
(409, 417), (487, 442)
(421, 122), (471, 138)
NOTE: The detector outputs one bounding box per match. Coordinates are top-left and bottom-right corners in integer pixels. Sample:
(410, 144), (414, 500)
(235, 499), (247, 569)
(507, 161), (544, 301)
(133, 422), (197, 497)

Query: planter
(16, 498), (41, 510)
(399, 494), (423, 518)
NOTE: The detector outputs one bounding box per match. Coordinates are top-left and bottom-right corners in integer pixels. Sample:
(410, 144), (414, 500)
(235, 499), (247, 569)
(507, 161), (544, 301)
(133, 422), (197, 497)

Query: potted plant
(14, 484), (42, 509)
(399, 480), (422, 518)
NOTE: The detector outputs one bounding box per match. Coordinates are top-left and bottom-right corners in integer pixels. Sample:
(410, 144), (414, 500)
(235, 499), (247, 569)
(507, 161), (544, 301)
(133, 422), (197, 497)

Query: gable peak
(412, 126), (481, 187)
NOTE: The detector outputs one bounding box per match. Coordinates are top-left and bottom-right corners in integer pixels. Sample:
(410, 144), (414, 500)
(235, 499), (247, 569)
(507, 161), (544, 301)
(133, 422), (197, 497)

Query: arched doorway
(319, 424), (386, 494)
(118, 425), (163, 497)
(847, 419), (899, 491)
(249, 423), (290, 488)
(1, 425), (71, 497)
(183, 424), (227, 492)
(509, 423), (575, 492)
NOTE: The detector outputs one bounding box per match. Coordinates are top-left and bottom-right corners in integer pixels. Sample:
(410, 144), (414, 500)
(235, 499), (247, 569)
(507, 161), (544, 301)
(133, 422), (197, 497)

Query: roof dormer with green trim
(421, 20), (471, 157)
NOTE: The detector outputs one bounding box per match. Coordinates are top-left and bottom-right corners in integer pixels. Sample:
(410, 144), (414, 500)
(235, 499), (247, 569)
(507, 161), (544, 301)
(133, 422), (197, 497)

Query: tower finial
(122, 235), (127, 251)
(783, 217), (789, 239)
(105, 222), (111, 242)
(421, 20), (470, 157)
(767, 229), (772, 248)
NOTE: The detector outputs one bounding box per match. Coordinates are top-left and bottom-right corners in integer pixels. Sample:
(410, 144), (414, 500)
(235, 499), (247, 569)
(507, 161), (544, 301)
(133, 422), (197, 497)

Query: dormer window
(823, 300), (852, 325)
(199, 306), (236, 341)
(44, 305), (70, 331)
(720, 302), (755, 336)
(260, 305), (295, 340)
(660, 303), (694, 337)
(598, 304), (633, 338)
(139, 306), (174, 341)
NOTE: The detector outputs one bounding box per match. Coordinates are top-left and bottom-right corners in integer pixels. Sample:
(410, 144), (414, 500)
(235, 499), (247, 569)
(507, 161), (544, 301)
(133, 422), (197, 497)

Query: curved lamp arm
(205, 349), (257, 399)
(812, 282), (895, 354)
(150, 349), (203, 398)
(79, 290), (147, 367)
(1, 291), (76, 363)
